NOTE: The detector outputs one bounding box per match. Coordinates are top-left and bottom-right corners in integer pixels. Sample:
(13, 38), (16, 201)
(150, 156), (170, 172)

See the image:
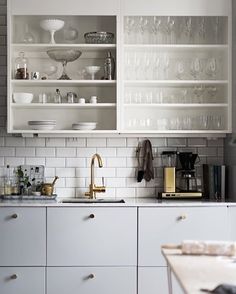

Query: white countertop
(0, 197), (236, 207)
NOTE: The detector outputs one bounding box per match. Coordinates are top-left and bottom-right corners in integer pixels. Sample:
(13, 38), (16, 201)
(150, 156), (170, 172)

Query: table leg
(167, 265), (173, 294)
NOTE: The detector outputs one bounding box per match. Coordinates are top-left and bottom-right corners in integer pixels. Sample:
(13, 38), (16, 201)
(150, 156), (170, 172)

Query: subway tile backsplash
(0, 0), (224, 198)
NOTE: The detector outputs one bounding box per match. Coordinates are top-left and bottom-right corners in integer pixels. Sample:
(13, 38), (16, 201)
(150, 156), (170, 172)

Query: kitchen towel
(142, 139), (154, 182)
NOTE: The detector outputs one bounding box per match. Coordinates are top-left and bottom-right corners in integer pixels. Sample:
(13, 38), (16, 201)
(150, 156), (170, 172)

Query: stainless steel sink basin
(60, 198), (125, 204)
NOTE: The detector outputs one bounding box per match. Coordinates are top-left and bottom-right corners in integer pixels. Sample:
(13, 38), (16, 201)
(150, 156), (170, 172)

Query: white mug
(90, 96), (97, 103)
(78, 97), (85, 104)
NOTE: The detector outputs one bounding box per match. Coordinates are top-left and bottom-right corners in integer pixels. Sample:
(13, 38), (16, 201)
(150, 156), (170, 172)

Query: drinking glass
(196, 17), (206, 44)
(205, 58), (217, 79)
(162, 53), (170, 80)
(212, 115), (223, 130)
(166, 16), (175, 44)
(134, 52), (141, 79)
(175, 60), (185, 80)
(151, 16), (162, 44)
(190, 58), (203, 80)
(152, 54), (160, 80)
(183, 17), (192, 43)
(124, 16), (135, 43)
(143, 53), (151, 79)
(136, 16), (148, 44)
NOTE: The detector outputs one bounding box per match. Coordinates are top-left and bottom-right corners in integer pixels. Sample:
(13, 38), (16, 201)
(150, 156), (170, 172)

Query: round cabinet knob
(88, 273), (95, 279)
(11, 214), (18, 219)
(177, 214), (187, 221)
(11, 274), (17, 280)
(89, 214), (95, 219)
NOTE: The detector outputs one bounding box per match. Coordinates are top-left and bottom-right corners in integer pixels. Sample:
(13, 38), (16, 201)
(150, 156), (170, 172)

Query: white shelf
(12, 43), (116, 52)
(124, 80), (228, 86)
(11, 80), (116, 87)
(11, 103), (116, 109)
(124, 103), (228, 108)
(124, 44), (228, 50)
(10, 129), (118, 134)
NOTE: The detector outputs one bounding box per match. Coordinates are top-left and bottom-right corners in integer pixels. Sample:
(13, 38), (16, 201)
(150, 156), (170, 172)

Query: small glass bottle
(15, 51), (29, 80)
(54, 89), (62, 103)
(4, 165), (12, 196)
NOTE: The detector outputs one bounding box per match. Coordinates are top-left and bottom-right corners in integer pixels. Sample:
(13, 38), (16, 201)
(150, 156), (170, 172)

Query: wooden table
(162, 248), (236, 294)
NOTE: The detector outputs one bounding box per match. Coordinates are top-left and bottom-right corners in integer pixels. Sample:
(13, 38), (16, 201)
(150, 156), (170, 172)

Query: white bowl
(40, 19), (65, 32)
(85, 66), (101, 75)
(72, 122), (97, 130)
(13, 92), (33, 104)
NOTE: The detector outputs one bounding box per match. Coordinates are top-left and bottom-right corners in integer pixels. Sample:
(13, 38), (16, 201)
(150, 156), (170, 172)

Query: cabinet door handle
(11, 214), (18, 219)
(89, 214), (95, 219)
(88, 273), (95, 279)
(10, 274), (17, 280)
(177, 214), (187, 221)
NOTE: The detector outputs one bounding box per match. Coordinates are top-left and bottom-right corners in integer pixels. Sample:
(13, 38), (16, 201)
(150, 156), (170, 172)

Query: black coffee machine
(176, 152), (202, 197)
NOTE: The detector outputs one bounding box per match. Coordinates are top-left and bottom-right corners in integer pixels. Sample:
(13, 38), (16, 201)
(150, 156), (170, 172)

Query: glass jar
(14, 51), (29, 79)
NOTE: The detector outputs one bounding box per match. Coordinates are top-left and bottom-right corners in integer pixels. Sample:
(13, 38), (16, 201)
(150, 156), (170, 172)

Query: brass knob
(11, 214), (18, 219)
(178, 214), (187, 221)
(88, 274), (95, 279)
(11, 274), (17, 279)
(89, 214), (95, 219)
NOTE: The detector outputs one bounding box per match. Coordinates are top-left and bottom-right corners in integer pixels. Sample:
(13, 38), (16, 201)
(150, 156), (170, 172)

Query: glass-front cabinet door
(120, 0), (231, 135)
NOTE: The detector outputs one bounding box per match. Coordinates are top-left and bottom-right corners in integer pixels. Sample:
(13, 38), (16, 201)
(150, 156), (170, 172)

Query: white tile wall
(0, 1), (225, 198)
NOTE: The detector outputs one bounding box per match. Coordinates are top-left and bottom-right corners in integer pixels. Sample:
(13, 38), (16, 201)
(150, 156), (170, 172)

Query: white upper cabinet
(10, 0), (120, 15)
(121, 0), (231, 16)
(8, 0), (232, 136)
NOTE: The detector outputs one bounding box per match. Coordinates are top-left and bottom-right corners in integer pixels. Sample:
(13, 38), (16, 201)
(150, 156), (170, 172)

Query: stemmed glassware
(183, 17), (192, 43)
(197, 17), (206, 44)
(151, 16), (162, 44)
(124, 16), (135, 43)
(175, 60), (185, 80)
(166, 16), (175, 44)
(162, 54), (170, 80)
(205, 58), (217, 79)
(190, 58), (202, 80)
(136, 16), (149, 44)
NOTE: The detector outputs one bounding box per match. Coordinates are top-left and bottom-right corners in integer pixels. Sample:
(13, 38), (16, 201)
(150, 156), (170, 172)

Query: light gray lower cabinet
(0, 207), (46, 266)
(228, 207), (236, 241)
(0, 267), (45, 294)
(46, 207), (137, 294)
(47, 267), (136, 294)
(138, 207), (229, 294)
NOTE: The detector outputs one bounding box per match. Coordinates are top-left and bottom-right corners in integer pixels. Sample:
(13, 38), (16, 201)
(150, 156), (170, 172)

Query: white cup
(90, 96), (97, 104)
(78, 97), (85, 104)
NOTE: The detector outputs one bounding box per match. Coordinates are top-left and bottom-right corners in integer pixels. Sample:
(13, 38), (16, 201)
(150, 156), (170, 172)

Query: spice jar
(14, 51), (29, 79)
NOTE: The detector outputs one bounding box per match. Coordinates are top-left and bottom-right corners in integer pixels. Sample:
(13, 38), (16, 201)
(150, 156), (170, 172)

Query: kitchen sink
(60, 198), (125, 204)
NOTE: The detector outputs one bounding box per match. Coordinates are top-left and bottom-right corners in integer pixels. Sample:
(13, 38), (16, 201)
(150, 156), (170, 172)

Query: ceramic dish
(13, 92), (33, 103)
(28, 120), (56, 125)
(72, 122), (97, 130)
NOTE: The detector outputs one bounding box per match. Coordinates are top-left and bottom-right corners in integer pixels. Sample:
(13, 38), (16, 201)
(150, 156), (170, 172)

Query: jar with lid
(14, 51), (29, 79)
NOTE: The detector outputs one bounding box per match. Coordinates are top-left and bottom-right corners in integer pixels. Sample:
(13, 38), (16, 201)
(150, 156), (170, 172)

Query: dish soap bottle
(104, 51), (115, 80)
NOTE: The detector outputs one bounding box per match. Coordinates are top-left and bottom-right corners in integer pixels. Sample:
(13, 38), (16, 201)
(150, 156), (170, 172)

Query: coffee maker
(176, 152), (202, 198)
(160, 151), (202, 199)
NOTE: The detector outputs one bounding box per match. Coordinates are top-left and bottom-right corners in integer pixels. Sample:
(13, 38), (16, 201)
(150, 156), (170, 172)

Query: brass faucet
(85, 153), (106, 199)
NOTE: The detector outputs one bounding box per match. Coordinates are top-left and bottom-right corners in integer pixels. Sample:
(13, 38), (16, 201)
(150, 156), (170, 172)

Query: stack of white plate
(72, 122), (97, 130)
(28, 120), (56, 130)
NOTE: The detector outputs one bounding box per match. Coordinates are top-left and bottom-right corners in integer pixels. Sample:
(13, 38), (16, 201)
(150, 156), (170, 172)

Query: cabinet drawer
(139, 207), (229, 266)
(47, 266), (136, 294)
(0, 208), (46, 266)
(0, 267), (45, 294)
(47, 207), (137, 266)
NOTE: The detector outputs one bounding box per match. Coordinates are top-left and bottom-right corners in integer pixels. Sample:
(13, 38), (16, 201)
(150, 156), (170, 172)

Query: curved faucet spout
(85, 153), (106, 199)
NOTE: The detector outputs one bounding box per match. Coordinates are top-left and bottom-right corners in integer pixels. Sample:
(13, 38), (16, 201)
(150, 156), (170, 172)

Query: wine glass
(197, 17), (206, 44)
(162, 53), (170, 80)
(166, 16), (175, 44)
(85, 66), (101, 80)
(47, 49), (82, 80)
(175, 60), (185, 80)
(22, 23), (35, 43)
(153, 54), (160, 80)
(183, 17), (192, 43)
(190, 58), (202, 80)
(136, 16), (148, 44)
(40, 19), (65, 44)
(124, 16), (135, 44)
(205, 58), (217, 79)
(151, 16), (162, 44)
